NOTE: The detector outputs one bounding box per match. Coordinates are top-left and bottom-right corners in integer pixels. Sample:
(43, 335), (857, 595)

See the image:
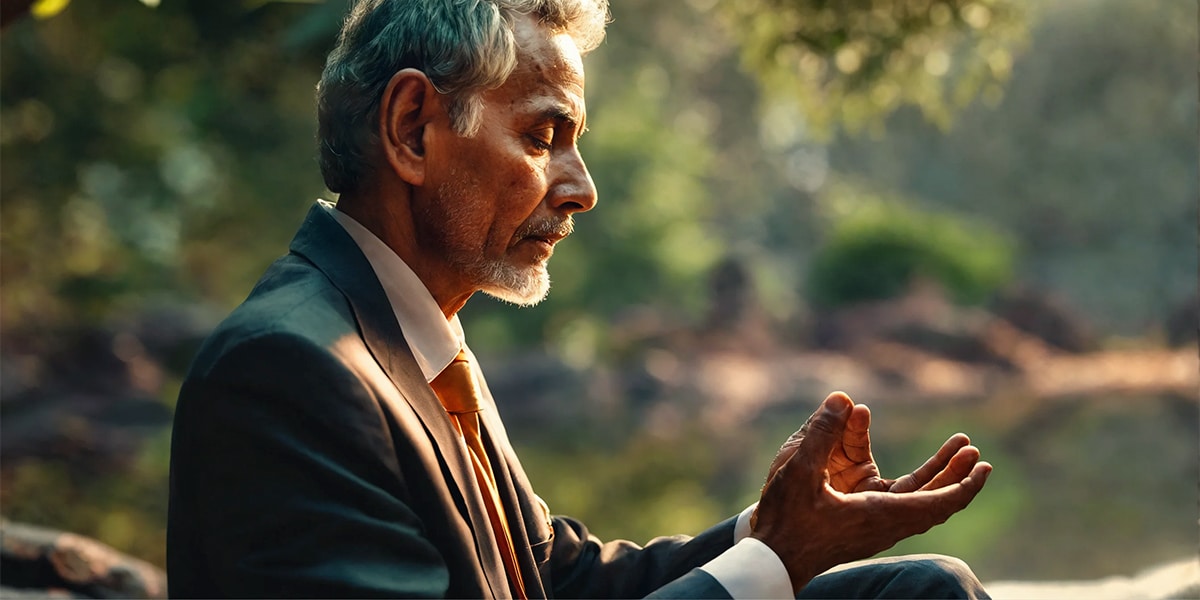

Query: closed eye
(528, 130), (554, 153)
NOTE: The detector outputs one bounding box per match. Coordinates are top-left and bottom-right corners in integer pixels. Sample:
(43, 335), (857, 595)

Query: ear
(378, 68), (440, 187)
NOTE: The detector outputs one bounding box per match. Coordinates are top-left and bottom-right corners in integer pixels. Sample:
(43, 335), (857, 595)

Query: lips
(529, 231), (567, 246)
(522, 235), (559, 256)
(515, 217), (573, 248)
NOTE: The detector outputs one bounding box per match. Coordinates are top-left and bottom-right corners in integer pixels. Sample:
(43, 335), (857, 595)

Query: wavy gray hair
(316, 0), (610, 193)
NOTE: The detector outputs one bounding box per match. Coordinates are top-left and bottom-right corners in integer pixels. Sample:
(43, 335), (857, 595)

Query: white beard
(478, 259), (551, 306)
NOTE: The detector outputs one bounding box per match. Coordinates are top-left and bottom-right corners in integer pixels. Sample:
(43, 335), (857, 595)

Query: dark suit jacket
(167, 204), (737, 598)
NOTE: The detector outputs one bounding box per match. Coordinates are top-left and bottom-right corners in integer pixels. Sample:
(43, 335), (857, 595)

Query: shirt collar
(325, 201), (464, 382)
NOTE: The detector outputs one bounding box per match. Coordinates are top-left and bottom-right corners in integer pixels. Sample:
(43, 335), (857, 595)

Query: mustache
(515, 216), (574, 240)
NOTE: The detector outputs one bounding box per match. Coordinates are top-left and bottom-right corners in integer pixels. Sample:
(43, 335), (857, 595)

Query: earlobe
(379, 68), (437, 187)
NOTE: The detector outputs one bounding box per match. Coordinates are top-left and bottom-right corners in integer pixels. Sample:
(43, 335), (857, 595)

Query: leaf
(31, 0), (71, 19)
(139, 0), (161, 7)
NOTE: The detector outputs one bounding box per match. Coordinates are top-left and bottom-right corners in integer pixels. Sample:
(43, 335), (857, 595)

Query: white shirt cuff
(697, 536), (793, 599)
(733, 502), (757, 542)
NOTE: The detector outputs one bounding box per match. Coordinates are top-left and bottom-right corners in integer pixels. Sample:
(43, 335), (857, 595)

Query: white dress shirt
(328, 202), (793, 599)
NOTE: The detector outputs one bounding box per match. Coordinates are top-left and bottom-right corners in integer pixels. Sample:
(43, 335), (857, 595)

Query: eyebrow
(540, 104), (587, 139)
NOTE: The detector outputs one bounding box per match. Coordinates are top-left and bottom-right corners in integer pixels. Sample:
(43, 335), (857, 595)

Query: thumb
(793, 392), (853, 477)
(766, 392), (854, 485)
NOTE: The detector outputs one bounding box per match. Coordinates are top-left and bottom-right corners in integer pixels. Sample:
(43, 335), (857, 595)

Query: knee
(897, 554), (989, 600)
(801, 554), (990, 599)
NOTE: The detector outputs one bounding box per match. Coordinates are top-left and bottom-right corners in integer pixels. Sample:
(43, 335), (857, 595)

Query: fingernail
(826, 392), (852, 414)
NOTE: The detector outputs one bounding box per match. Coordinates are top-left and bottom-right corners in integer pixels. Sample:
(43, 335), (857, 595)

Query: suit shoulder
(187, 253), (358, 378)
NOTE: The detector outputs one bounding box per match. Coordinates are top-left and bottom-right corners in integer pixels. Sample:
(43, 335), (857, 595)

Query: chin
(479, 263), (551, 307)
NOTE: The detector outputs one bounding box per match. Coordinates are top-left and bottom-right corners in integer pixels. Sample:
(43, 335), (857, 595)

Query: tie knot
(431, 350), (482, 414)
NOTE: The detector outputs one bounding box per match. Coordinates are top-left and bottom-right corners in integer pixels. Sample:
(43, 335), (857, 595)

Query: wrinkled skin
(751, 392), (992, 593)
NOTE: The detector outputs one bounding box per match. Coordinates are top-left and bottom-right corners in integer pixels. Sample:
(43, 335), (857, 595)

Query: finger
(929, 461), (991, 510)
(794, 392), (854, 482)
(920, 445), (981, 491)
(840, 404), (873, 464)
(873, 461), (993, 532)
(889, 433), (971, 493)
(941, 461), (992, 510)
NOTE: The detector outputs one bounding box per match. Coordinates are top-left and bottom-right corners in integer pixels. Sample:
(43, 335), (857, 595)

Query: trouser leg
(796, 554), (991, 599)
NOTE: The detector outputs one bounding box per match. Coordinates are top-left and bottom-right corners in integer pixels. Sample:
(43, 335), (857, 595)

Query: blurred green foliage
(827, 0), (1196, 333)
(515, 423), (731, 545)
(0, 428), (172, 567)
(722, 0), (1026, 134)
(1, 0), (1189, 340)
(806, 185), (1014, 308)
(0, 0), (1030, 351)
(715, 0), (1027, 136)
(1, 0), (330, 330)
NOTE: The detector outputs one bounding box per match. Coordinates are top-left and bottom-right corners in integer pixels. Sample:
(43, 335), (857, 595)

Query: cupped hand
(750, 392), (992, 593)
(761, 393), (981, 495)
(830, 403), (981, 494)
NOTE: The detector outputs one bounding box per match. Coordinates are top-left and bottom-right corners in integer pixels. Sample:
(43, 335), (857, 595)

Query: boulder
(989, 286), (1097, 353)
(0, 519), (166, 599)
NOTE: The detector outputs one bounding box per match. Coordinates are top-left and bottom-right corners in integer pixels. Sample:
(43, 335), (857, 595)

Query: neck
(335, 185), (474, 319)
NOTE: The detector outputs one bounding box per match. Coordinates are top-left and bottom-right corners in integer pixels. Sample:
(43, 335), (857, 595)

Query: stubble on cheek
(427, 169), (552, 305)
(428, 170), (484, 268)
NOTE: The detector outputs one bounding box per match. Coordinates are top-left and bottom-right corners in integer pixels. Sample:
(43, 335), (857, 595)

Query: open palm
(827, 404), (979, 493)
(764, 393), (981, 496)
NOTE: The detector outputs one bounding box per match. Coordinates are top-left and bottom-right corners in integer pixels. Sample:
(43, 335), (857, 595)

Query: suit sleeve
(545, 514), (738, 599)
(167, 332), (448, 598)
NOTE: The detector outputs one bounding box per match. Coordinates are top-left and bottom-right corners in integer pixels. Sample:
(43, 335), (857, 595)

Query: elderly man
(166, 0), (993, 598)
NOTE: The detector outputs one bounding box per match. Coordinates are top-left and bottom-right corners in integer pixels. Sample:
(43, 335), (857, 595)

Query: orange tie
(430, 350), (527, 599)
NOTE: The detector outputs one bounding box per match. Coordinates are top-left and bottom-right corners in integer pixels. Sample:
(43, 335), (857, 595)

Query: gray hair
(316, 0), (610, 193)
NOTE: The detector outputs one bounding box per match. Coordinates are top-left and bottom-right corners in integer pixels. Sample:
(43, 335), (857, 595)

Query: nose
(548, 146), (597, 214)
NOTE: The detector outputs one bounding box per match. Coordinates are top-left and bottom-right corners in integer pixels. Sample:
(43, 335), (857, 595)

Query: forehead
(485, 16), (586, 116)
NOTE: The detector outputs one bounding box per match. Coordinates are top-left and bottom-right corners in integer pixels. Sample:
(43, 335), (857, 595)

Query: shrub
(806, 202), (1015, 309)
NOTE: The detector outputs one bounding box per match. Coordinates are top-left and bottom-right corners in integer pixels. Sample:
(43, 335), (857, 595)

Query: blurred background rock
(1, 0), (1195, 595)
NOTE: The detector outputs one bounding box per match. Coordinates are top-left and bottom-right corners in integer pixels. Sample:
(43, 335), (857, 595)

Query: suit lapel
(287, 202), (510, 597)
(476, 374), (552, 598)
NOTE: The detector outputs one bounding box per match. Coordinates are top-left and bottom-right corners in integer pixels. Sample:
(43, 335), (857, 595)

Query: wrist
(748, 531), (818, 594)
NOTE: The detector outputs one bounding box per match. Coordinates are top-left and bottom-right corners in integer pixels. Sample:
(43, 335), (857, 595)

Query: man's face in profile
(413, 15), (597, 307)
